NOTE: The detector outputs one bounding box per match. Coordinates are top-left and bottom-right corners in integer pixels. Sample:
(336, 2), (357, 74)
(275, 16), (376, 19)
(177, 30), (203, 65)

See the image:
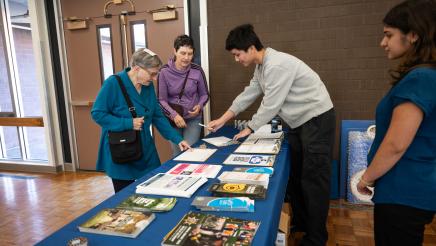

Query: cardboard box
(279, 202), (291, 235)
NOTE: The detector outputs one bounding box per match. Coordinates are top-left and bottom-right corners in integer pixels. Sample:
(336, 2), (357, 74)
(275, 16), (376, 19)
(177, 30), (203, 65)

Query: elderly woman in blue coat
(92, 48), (190, 193)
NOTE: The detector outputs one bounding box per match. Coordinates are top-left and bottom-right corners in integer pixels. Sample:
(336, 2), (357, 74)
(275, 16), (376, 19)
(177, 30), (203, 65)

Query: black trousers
(374, 203), (435, 246)
(111, 178), (135, 193)
(286, 108), (336, 246)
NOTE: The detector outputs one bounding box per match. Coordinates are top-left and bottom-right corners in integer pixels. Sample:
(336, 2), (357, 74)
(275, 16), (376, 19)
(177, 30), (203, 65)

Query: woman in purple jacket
(158, 35), (209, 156)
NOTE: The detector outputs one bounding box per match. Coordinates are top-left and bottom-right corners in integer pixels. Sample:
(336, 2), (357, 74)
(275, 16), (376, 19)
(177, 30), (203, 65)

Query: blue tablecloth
(36, 126), (290, 246)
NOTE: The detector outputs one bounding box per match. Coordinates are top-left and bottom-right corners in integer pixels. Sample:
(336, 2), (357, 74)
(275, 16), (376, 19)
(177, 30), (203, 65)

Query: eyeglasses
(139, 66), (159, 78)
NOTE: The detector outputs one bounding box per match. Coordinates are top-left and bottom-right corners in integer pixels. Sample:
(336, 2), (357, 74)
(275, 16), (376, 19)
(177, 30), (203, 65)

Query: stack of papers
(191, 196), (254, 212)
(247, 124), (284, 140)
(136, 173), (207, 198)
(235, 139), (281, 154)
(202, 136), (239, 147)
(116, 195), (177, 212)
(208, 183), (267, 199)
(173, 148), (217, 162)
(166, 163), (222, 179)
(223, 154), (276, 167)
(218, 171), (269, 188)
(232, 167), (274, 177)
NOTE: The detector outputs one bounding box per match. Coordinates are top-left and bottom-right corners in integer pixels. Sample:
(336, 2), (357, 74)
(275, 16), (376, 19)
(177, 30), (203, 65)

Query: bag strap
(113, 75), (137, 118)
(177, 70), (190, 102)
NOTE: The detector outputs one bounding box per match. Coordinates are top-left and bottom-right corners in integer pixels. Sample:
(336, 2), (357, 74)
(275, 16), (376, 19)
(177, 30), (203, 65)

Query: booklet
(161, 211), (260, 246)
(246, 124), (284, 140)
(218, 171), (269, 188)
(166, 163), (222, 179)
(173, 148), (217, 162)
(232, 167), (274, 177)
(117, 195), (177, 212)
(208, 183), (267, 200)
(191, 196), (255, 212)
(223, 154), (276, 167)
(136, 173), (208, 198)
(78, 208), (155, 238)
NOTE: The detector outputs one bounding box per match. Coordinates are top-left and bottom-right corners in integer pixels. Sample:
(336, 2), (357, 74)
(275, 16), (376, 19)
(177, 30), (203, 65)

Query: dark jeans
(111, 178), (135, 193)
(374, 203), (435, 246)
(286, 108), (336, 246)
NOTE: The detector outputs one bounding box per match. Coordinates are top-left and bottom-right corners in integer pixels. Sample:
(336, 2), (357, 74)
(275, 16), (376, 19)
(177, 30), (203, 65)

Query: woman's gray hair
(130, 48), (162, 69)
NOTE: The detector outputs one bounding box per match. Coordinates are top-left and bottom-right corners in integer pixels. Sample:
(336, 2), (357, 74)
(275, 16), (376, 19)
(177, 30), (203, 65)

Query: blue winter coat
(91, 68), (183, 180)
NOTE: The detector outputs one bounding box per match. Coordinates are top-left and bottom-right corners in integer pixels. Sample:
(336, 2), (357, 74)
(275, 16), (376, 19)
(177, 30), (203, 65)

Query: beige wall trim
(0, 162), (62, 173)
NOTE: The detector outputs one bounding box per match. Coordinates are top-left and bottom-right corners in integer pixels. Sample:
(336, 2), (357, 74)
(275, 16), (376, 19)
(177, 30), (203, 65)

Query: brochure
(191, 196), (254, 212)
(232, 167), (274, 177)
(223, 154), (276, 167)
(117, 195), (177, 212)
(161, 211), (260, 246)
(208, 183), (267, 200)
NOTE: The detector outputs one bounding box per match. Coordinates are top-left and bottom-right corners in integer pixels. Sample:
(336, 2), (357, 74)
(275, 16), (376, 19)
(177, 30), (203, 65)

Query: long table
(36, 126), (290, 245)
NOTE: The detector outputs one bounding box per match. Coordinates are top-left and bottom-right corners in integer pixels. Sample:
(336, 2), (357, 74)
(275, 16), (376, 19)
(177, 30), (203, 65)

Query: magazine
(191, 196), (254, 212)
(117, 195), (177, 212)
(136, 173), (208, 198)
(166, 163), (222, 179)
(78, 208), (155, 238)
(161, 211), (260, 246)
(223, 154), (276, 167)
(208, 183), (267, 200)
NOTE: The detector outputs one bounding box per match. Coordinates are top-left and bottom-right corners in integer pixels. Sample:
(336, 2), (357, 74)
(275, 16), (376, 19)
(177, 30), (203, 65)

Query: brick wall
(207, 0), (402, 159)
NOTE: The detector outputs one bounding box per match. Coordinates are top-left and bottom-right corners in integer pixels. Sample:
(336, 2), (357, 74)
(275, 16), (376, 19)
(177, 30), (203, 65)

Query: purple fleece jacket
(158, 58), (209, 120)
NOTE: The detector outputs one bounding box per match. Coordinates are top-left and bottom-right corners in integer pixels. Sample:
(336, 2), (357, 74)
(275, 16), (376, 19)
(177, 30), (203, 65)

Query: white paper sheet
(173, 148), (217, 162)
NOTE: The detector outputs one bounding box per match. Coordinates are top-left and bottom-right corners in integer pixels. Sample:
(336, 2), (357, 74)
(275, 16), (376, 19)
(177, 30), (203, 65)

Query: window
(97, 25), (114, 83)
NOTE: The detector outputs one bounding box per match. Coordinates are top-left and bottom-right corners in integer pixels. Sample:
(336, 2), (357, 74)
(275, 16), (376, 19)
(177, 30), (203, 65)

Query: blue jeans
(171, 117), (202, 157)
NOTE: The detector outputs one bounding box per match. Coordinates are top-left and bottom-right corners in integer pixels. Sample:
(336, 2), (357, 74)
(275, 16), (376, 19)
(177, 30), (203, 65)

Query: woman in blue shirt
(91, 49), (190, 193)
(357, 0), (436, 245)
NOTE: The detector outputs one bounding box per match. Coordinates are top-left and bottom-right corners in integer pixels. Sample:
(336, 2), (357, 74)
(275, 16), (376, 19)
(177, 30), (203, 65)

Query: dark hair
(225, 24), (264, 52)
(383, 0), (436, 84)
(174, 34), (195, 52)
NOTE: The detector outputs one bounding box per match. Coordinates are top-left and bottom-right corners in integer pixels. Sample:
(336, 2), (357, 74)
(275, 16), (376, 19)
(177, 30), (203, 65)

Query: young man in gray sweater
(208, 24), (336, 246)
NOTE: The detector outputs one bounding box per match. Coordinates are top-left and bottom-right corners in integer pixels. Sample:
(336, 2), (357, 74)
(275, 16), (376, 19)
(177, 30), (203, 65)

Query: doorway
(60, 0), (186, 170)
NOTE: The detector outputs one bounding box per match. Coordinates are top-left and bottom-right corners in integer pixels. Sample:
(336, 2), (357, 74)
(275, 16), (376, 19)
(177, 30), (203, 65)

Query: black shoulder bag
(108, 75), (142, 164)
(167, 70), (190, 127)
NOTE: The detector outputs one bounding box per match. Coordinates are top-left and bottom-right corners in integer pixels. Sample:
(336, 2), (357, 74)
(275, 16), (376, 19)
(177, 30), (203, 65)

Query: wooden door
(61, 0), (184, 170)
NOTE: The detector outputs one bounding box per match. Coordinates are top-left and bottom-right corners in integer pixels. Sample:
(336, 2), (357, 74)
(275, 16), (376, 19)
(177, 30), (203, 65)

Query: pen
(198, 123), (208, 128)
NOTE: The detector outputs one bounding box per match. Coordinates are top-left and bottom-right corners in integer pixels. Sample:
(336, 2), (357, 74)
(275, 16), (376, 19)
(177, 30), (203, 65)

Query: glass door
(0, 0), (48, 162)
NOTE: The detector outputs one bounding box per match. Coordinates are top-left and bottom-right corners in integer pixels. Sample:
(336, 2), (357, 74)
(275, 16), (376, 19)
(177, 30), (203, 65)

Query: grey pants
(171, 117), (202, 157)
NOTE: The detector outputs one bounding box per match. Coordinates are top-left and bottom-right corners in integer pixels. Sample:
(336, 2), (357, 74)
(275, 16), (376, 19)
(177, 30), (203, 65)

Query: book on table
(161, 211), (260, 246)
(231, 167), (274, 177)
(173, 148), (217, 162)
(116, 195), (177, 212)
(208, 183), (267, 200)
(165, 163), (222, 179)
(135, 173), (208, 198)
(78, 208), (155, 238)
(223, 154), (276, 167)
(191, 196), (255, 212)
(218, 171), (270, 188)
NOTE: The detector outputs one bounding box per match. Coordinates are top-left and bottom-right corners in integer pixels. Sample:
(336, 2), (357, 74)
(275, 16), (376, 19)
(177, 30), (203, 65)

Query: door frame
(55, 0), (197, 170)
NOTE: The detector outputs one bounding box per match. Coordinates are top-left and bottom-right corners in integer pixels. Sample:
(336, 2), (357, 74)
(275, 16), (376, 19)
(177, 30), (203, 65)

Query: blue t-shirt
(367, 67), (436, 211)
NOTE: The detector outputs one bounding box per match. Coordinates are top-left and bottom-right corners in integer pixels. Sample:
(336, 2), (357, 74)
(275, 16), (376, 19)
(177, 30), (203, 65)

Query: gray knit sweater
(229, 47), (333, 130)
